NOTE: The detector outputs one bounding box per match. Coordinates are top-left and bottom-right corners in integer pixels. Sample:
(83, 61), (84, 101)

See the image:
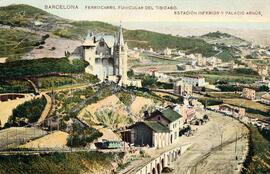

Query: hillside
(0, 152), (125, 174)
(0, 4), (218, 60)
(200, 31), (249, 46)
(0, 28), (41, 61)
(0, 4), (64, 30)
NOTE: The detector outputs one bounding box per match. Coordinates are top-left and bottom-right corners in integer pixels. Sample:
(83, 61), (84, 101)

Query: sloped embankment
(0, 151), (125, 174)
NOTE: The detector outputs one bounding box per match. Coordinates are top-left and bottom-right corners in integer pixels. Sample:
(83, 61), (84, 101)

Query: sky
(1, 0), (270, 33)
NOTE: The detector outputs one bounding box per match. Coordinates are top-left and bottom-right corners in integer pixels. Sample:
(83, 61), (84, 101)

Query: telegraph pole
(235, 128), (238, 153)
(221, 131), (223, 150)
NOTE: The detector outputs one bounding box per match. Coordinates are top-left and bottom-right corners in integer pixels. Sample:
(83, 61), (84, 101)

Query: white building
(261, 93), (270, 105)
(181, 76), (206, 87)
(83, 25), (141, 87)
(163, 47), (172, 56)
(174, 81), (193, 96)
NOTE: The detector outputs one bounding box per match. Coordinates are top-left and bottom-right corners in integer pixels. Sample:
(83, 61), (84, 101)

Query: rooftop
(261, 93), (270, 100)
(183, 75), (204, 79)
(143, 121), (170, 133)
(161, 108), (182, 122)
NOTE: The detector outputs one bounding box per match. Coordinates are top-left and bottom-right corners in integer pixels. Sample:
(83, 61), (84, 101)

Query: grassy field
(203, 74), (258, 84)
(0, 28), (40, 61)
(0, 151), (125, 174)
(169, 69), (259, 84)
(206, 92), (241, 99)
(223, 99), (270, 113)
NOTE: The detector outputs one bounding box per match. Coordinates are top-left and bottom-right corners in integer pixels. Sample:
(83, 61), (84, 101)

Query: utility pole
(221, 131), (223, 150)
(6, 131), (8, 149)
(235, 128), (238, 153)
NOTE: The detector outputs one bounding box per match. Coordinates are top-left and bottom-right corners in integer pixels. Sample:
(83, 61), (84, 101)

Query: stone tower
(114, 25), (128, 85)
(83, 33), (96, 75)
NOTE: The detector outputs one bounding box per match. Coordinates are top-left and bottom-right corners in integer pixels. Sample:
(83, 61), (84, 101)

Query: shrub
(6, 96), (47, 126)
(0, 58), (88, 79)
(116, 92), (133, 106)
(67, 125), (103, 147)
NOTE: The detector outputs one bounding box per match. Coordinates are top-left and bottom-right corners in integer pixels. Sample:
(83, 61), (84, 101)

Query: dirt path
(37, 93), (52, 124)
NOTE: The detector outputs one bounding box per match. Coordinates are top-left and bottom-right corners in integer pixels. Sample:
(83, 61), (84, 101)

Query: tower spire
(118, 23), (124, 46)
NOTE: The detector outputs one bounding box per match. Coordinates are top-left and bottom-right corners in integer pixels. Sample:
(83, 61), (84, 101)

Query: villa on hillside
(242, 88), (256, 100)
(219, 104), (245, 117)
(181, 76), (206, 87)
(261, 93), (270, 105)
(174, 81), (193, 97)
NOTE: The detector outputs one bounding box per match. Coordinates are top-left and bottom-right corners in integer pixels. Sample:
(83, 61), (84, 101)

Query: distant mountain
(0, 4), (64, 30)
(199, 31), (250, 46)
(202, 31), (233, 38)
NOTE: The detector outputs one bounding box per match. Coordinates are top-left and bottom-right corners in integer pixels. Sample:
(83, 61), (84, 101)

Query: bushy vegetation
(38, 76), (77, 89)
(0, 79), (34, 93)
(0, 151), (124, 174)
(163, 95), (184, 104)
(116, 92), (133, 106)
(217, 85), (243, 92)
(0, 28), (40, 61)
(6, 96), (47, 127)
(141, 74), (173, 89)
(77, 73), (100, 84)
(202, 31), (232, 38)
(0, 58), (88, 79)
(257, 85), (269, 92)
(198, 97), (223, 107)
(55, 87), (95, 119)
(243, 126), (270, 174)
(67, 122), (102, 147)
(141, 75), (158, 88)
(95, 106), (132, 129)
(234, 68), (258, 76)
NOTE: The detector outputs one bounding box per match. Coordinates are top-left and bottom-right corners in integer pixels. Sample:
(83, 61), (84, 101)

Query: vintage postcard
(0, 0), (269, 174)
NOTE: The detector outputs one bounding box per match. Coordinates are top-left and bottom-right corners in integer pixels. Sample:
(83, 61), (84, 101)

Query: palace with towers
(82, 25), (141, 87)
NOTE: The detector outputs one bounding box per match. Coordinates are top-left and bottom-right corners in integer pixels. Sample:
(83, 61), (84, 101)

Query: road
(171, 111), (249, 174)
(37, 93), (52, 124)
